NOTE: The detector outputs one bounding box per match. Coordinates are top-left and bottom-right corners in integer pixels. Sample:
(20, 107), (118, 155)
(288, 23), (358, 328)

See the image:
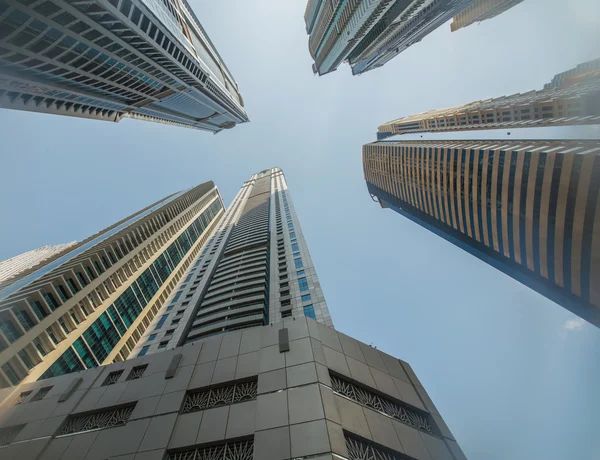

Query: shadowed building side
(363, 140), (600, 328)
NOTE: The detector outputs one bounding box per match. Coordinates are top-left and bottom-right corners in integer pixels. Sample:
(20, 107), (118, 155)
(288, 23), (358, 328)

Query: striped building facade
(363, 140), (600, 327)
(377, 59), (600, 139)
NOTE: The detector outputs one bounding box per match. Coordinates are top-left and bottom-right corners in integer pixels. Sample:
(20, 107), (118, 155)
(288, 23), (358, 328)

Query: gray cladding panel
(0, 320), (463, 460)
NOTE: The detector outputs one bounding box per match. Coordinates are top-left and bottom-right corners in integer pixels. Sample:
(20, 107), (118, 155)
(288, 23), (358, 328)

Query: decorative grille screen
(58, 404), (135, 436)
(182, 378), (258, 414)
(166, 438), (253, 460)
(330, 374), (437, 436)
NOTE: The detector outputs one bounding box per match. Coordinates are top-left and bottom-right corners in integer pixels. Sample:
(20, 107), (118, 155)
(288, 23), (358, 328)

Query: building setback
(304, 0), (476, 76)
(450, 0), (524, 32)
(132, 167), (332, 358)
(363, 139), (600, 328)
(377, 59), (600, 139)
(0, 182), (224, 387)
(0, 0), (248, 132)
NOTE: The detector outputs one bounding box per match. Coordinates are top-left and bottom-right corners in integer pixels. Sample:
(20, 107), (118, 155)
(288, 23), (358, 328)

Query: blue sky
(1, 0), (599, 458)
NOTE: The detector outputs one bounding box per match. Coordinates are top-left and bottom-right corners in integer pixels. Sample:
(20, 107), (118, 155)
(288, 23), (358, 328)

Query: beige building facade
(0, 182), (224, 388)
(377, 59), (600, 139)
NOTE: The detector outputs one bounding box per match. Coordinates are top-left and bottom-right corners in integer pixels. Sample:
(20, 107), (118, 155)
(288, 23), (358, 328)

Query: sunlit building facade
(132, 167), (332, 357)
(305, 0), (474, 76)
(450, 0), (524, 32)
(363, 139), (600, 328)
(0, 0), (248, 132)
(0, 182), (224, 387)
(377, 59), (600, 139)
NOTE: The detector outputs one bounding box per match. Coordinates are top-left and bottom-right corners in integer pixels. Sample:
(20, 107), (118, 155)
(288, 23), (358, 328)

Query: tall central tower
(132, 167), (332, 357)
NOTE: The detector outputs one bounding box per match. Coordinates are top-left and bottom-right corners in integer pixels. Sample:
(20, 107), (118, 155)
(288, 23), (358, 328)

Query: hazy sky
(1, 0), (599, 459)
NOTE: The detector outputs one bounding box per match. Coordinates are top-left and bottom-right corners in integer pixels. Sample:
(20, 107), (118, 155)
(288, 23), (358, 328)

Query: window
(155, 315), (168, 330)
(303, 305), (316, 320)
(297, 270), (305, 276)
(301, 294), (311, 303)
(280, 290), (289, 297)
(158, 341), (168, 349)
(138, 345), (150, 357)
(176, 309), (185, 315)
(281, 299), (291, 307)
(295, 258), (303, 269)
(184, 274), (193, 283)
(289, 232), (296, 239)
(291, 243), (299, 252)
(172, 291), (183, 302)
(280, 282), (289, 288)
(298, 278), (309, 292)
(165, 329), (175, 335)
(167, 306), (174, 312)
(171, 318), (181, 325)
(148, 333), (157, 341)
(282, 310), (292, 318)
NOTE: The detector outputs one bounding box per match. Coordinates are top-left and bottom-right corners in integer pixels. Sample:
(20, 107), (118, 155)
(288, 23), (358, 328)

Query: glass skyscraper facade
(363, 139), (600, 328)
(305, 0), (476, 76)
(0, 182), (224, 387)
(0, 0), (248, 132)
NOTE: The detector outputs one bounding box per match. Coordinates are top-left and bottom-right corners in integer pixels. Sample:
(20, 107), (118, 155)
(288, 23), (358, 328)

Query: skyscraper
(131, 167), (332, 357)
(377, 59), (600, 139)
(0, 168), (467, 460)
(305, 0), (474, 76)
(0, 181), (224, 387)
(450, 0), (524, 32)
(0, 243), (76, 289)
(363, 139), (600, 328)
(0, 0), (248, 132)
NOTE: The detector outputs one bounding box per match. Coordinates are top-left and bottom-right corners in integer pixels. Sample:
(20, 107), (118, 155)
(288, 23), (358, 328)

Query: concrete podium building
(0, 0), (248, 132)
(363, 139), (600, 328)
(0, 168), (467, 459)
